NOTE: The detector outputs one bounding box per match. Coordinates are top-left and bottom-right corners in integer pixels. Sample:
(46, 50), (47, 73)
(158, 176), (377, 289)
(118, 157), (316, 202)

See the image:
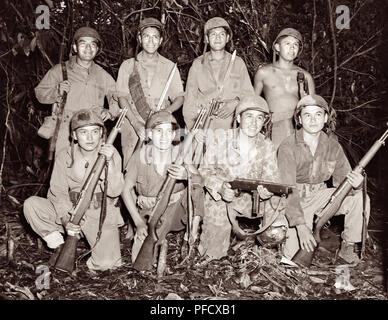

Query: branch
(327, 0), (337, 108)
(336, 98), (381, 112)
(0, 61), (11, 197)
(311, 0), (317, 74)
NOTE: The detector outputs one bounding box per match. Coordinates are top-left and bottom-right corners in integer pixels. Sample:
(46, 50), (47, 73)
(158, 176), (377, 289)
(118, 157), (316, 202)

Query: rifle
(292, 127), (388, 267)
(133, 105), (206, 271)
(297, 71), (309, 99)
(53, 106), (129, 273)
(48, 63), (67, 161)
(229, 178), (294, 217)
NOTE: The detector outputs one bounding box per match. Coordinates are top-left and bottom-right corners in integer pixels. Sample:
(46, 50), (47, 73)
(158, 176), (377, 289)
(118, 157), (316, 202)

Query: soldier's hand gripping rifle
(292, 127), (388, 268)
(53, 106), (129, 273)
(132, 107), (207, 271)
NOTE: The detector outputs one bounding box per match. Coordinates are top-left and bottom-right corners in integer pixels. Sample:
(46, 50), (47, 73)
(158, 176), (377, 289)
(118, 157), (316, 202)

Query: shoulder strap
(61, 61), (68, 81)
(128, 61), (152, 122)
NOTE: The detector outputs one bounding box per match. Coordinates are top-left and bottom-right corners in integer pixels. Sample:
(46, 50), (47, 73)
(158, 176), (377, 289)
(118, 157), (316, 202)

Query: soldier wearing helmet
(121, 111), (202, 269)
(254, 27), (315, 149)
(183, 17), (254, 135)
(35, 26), (120, 154)
(24, 109), (125, 271)
(277, 94), (370, 265)
(116, 17), (184, 167)
(198, 94), (286, 261)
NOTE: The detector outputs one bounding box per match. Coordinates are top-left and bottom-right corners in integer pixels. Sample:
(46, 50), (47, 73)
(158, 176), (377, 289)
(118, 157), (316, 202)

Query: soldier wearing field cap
(277, 94), (370, 265)
(254, 28), (315, 149)
(116, 17), (184, 167)
(35, 26), (120, 153)
(198, 94), (286, 261)
(24, 109), (124, 271)
(183, 17), (254, 133)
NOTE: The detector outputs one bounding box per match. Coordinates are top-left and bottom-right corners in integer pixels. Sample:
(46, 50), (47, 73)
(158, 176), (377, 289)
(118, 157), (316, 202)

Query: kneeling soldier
(198, 95), (287, 261)
(24, 109), (124, 271)
(278, 94), (370, 265)
(121, 111), (202, 267)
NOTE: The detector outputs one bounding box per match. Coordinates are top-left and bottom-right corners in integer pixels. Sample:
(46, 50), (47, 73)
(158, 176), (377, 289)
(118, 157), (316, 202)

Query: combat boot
(338, 241), (360, 264)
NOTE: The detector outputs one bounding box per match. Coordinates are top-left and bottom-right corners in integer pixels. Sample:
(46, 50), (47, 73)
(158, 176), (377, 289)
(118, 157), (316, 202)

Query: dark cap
(71, 109), (104, 131)
(139, 18), (163, 32)
(145, 110), (178, 130)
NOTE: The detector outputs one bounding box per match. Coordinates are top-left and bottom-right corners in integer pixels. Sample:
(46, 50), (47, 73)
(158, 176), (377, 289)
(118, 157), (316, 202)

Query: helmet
(204, 17), (232, 39)
(256, 225), (287, 247)
(272, 27), (303, 55)
(73, 27), (102, 44)
(138, 17), (163, 33)
(235, 95), (270, 116)
(145, 110), (178, 130)
(295, 94), (330, 115)
(71, 109), (104, 132)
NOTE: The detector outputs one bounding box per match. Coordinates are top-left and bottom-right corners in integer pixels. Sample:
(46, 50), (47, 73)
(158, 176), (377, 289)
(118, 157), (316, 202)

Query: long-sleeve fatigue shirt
(35, 56), (119, 151)
(47, 144), (124, 224)
(116, 51), (184, 112)
(277, 129), (352, 227)
(183, 51), (254, 130)
(200, 130), (279, 213)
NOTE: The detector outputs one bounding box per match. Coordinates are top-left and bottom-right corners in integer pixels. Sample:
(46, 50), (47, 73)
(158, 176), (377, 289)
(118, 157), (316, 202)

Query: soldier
(121, 111), (202, 264)
(183, 17), (254, 132)
(198, 95), (286, 261)
(35, 27), (120, 152)
(254, 28), (315, 148)
(116, 17), (184, 167)
(277, 94), (370, 264)
(24, 109), (124, 271)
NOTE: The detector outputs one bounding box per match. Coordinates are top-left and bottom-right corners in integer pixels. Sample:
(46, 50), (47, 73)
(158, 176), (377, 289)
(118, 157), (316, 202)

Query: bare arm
(254, 67), (265, 96)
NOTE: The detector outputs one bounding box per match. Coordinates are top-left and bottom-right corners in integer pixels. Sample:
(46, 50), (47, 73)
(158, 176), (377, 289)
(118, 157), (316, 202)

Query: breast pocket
(229, 73), (240, 91)
(324, 160), (337, 176)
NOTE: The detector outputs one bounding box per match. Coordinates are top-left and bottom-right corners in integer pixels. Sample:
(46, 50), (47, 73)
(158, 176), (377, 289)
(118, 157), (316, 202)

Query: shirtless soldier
(254, 28), (315, 148)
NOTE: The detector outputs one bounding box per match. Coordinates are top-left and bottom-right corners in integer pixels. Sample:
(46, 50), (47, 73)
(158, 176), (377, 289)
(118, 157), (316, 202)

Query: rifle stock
(292, 127), (388, 267)
(53, 107), (128, 273)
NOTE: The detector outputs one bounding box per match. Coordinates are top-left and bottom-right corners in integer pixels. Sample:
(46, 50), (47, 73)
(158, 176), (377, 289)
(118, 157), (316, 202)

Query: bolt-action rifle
(53, 106), (128, 273)
(292, 127), (388, 267)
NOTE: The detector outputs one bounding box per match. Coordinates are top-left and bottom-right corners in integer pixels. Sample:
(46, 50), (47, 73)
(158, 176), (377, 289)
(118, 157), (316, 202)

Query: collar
(67, 55), (97, 73)
(202, 50), (230, 65)
(295, 128), (329, 144)
(137, 51), (167, 64)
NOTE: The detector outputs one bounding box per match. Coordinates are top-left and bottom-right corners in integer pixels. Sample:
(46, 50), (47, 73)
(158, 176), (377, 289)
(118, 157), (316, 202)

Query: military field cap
(235, 95), (270, 116)
(272, 27), (303, 54)
(145, 110), (178, 130)
(71, 109), (104, 132)
(204, 17), (232, 38)
(73, 27), (102, 43)
(296, 94), (329, 113)
(139, 17), (163, 32)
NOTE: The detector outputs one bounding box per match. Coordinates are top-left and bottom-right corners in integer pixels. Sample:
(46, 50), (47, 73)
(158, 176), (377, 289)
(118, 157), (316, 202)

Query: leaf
(165, 293), (183, 300)
(309, 276), (326, 284)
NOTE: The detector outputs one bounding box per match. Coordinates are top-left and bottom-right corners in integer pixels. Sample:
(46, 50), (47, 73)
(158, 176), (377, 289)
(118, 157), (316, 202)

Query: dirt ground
(0, 182), (387, 301)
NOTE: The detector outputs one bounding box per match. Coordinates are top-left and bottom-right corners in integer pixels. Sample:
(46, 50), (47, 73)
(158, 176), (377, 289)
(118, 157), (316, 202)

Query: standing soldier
(116, 17), (184, 167)
(183, 17), (254, 132)
(254, 28), (315, 148)
(277, 94), (370, 265)
(24, 109), (124, 271)
(35, 27), (120, 153)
